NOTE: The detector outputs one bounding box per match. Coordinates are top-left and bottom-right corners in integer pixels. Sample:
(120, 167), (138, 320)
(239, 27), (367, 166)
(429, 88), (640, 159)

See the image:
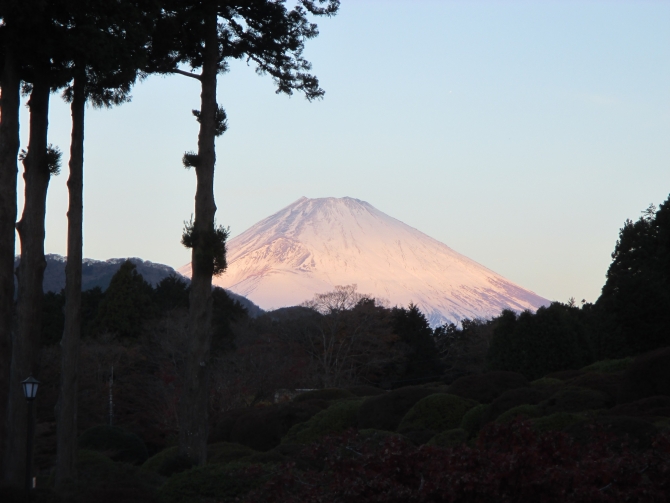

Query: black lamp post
(22, 376), (39, 502)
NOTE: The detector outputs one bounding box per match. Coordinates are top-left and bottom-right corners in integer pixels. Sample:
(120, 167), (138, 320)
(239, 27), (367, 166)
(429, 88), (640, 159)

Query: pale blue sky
(18, 0), (670, 304)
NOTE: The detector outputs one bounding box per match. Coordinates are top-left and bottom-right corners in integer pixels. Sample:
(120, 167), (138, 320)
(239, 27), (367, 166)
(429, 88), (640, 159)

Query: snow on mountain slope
(179, 197), (550, 325)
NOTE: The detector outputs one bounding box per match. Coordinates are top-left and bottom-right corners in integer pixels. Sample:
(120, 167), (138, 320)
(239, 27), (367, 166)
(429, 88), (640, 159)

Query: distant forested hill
(13, 254), (264, 317)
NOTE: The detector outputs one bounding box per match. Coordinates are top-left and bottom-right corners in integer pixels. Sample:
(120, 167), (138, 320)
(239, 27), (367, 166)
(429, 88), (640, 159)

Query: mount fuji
(179, 197), (550, 326)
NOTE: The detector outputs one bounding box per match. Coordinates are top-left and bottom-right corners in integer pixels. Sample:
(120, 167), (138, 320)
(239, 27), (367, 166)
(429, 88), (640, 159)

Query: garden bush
(566, 372), (623, 403)
(427, 428), (468, 448)
(545, 369), (585, 381)
(398, 394), (477, 433)
(618, 347), (670, 403)
(496, 404), (542, 423)
(482, 387), (554, 423)
(582, 357), (632, 373)
(207, 442), (256, 465)
(448, 371), (528, 404)
(293, 388), (355, 402)
(530, 377), (564, 387)
(245, 423), (670, 503)
(541, 387), (613, 414)
(158, 462), (270, 503)
(78, 425), (148, 464)
(604, 395), (670, 419)
(460, 404), (490, 437)
(357, 386), (442, 431)
(531, 412), (587, 433)
(228, 400), (326, 451)
(283, 399), (362, 444)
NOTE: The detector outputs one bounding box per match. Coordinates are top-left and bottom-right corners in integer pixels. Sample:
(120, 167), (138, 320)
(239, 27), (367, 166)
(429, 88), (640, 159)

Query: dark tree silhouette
(0, 0), (24, 475)
(2, 0), (67, 484)
(54, 0), (154, 486)
(149, 0), (339, 465)
(597, 197), (670, 354)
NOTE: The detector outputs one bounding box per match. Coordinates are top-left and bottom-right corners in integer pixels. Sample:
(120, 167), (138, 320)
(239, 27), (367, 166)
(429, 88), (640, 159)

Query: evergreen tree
(149, 0), (339, 465)
(597, 197), (670, 354)
(91, 261), (155, 339)
(54, 0), (156, 485)
(391, 304), (442, 383)
(487, 303), (593, 380)
(2, 0), (68, 484)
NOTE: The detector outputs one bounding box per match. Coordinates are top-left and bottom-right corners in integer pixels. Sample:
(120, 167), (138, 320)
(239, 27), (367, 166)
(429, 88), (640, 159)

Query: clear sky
(17, 0), (670, 305)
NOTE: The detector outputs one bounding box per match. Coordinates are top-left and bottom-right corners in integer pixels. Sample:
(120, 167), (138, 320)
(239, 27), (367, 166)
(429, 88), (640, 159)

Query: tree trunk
(55, 72), (85, 487)
(179, 6), (218, 466)
(0, 43), (20, 479)
(3, 74), (51, 487)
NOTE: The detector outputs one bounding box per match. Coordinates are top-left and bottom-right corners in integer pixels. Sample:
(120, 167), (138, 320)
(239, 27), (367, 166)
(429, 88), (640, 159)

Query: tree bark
(3, 74), (51, 487)
(179, 5), (218, 466)
(0, 43), (20, 479)
(55, 72), (85, 487)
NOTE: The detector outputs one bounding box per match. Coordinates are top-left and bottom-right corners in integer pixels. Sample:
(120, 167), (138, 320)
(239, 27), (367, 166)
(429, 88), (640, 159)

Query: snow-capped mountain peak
(179, 197), (549, 325)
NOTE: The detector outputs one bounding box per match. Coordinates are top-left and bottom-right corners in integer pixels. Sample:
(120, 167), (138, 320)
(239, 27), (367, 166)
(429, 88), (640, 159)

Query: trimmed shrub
(142, 446), (179, 474)
(357, 386), (442, 431)
(531, 377), (564, 387)
(618, 347), (670, 403)
(531, 412), (586, 433)
(448, 371), (528, 404)
(460, 404), (490, 437)
(566, 372), (623, 403)
(483, 387), (554, 423)
(582, 357), (632, 373)
(545, 369), (585, 381)
(283, 399), (362, 444)
(158, 462), (270, 503)
(541, 387), (613, 414)
(346, 386), (386, 397)
(208, 442), (256, 465)
(241, 450), (285, 465)
(427, 428), (468, 448)
(293, 388), (355, 402)
(398, 394), (477, 433)
(604, 395), (670, 419)
(496, 404), (542, 423)
(78, 425), (148, 464)
(229, 401), (326, 451)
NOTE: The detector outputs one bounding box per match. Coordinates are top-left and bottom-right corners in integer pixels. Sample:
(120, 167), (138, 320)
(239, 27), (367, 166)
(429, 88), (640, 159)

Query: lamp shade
(21, 376), (40, 400)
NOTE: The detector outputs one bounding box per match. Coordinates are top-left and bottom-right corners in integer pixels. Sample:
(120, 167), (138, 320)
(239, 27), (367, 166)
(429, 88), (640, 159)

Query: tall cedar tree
(0, 0), (25, 474)
(597, 197), (670, 354)
(54, 0), (153, 486)
(150, 0), (338, 465)
(2, 0), (68, 485)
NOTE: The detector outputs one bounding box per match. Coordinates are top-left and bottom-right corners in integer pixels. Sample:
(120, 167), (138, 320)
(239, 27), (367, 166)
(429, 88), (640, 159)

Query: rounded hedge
(460, 404), (490, 437)
(496, 404), (542, 424)
(158, 462), (269, 503)
(448, 372), (528, 404)
(283, 399), (363, 444)
(582, 358), (632, 373)
(541, 387), (613, 414)
(293, 388), (355, 403)
(531, 377), (564, 387)
(357, 386), (443, 432)
(398, 394), (477, 433)
(78, 425), (148, 464)
(427, 428), (468, 448)
(207, 442), (256, 465)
